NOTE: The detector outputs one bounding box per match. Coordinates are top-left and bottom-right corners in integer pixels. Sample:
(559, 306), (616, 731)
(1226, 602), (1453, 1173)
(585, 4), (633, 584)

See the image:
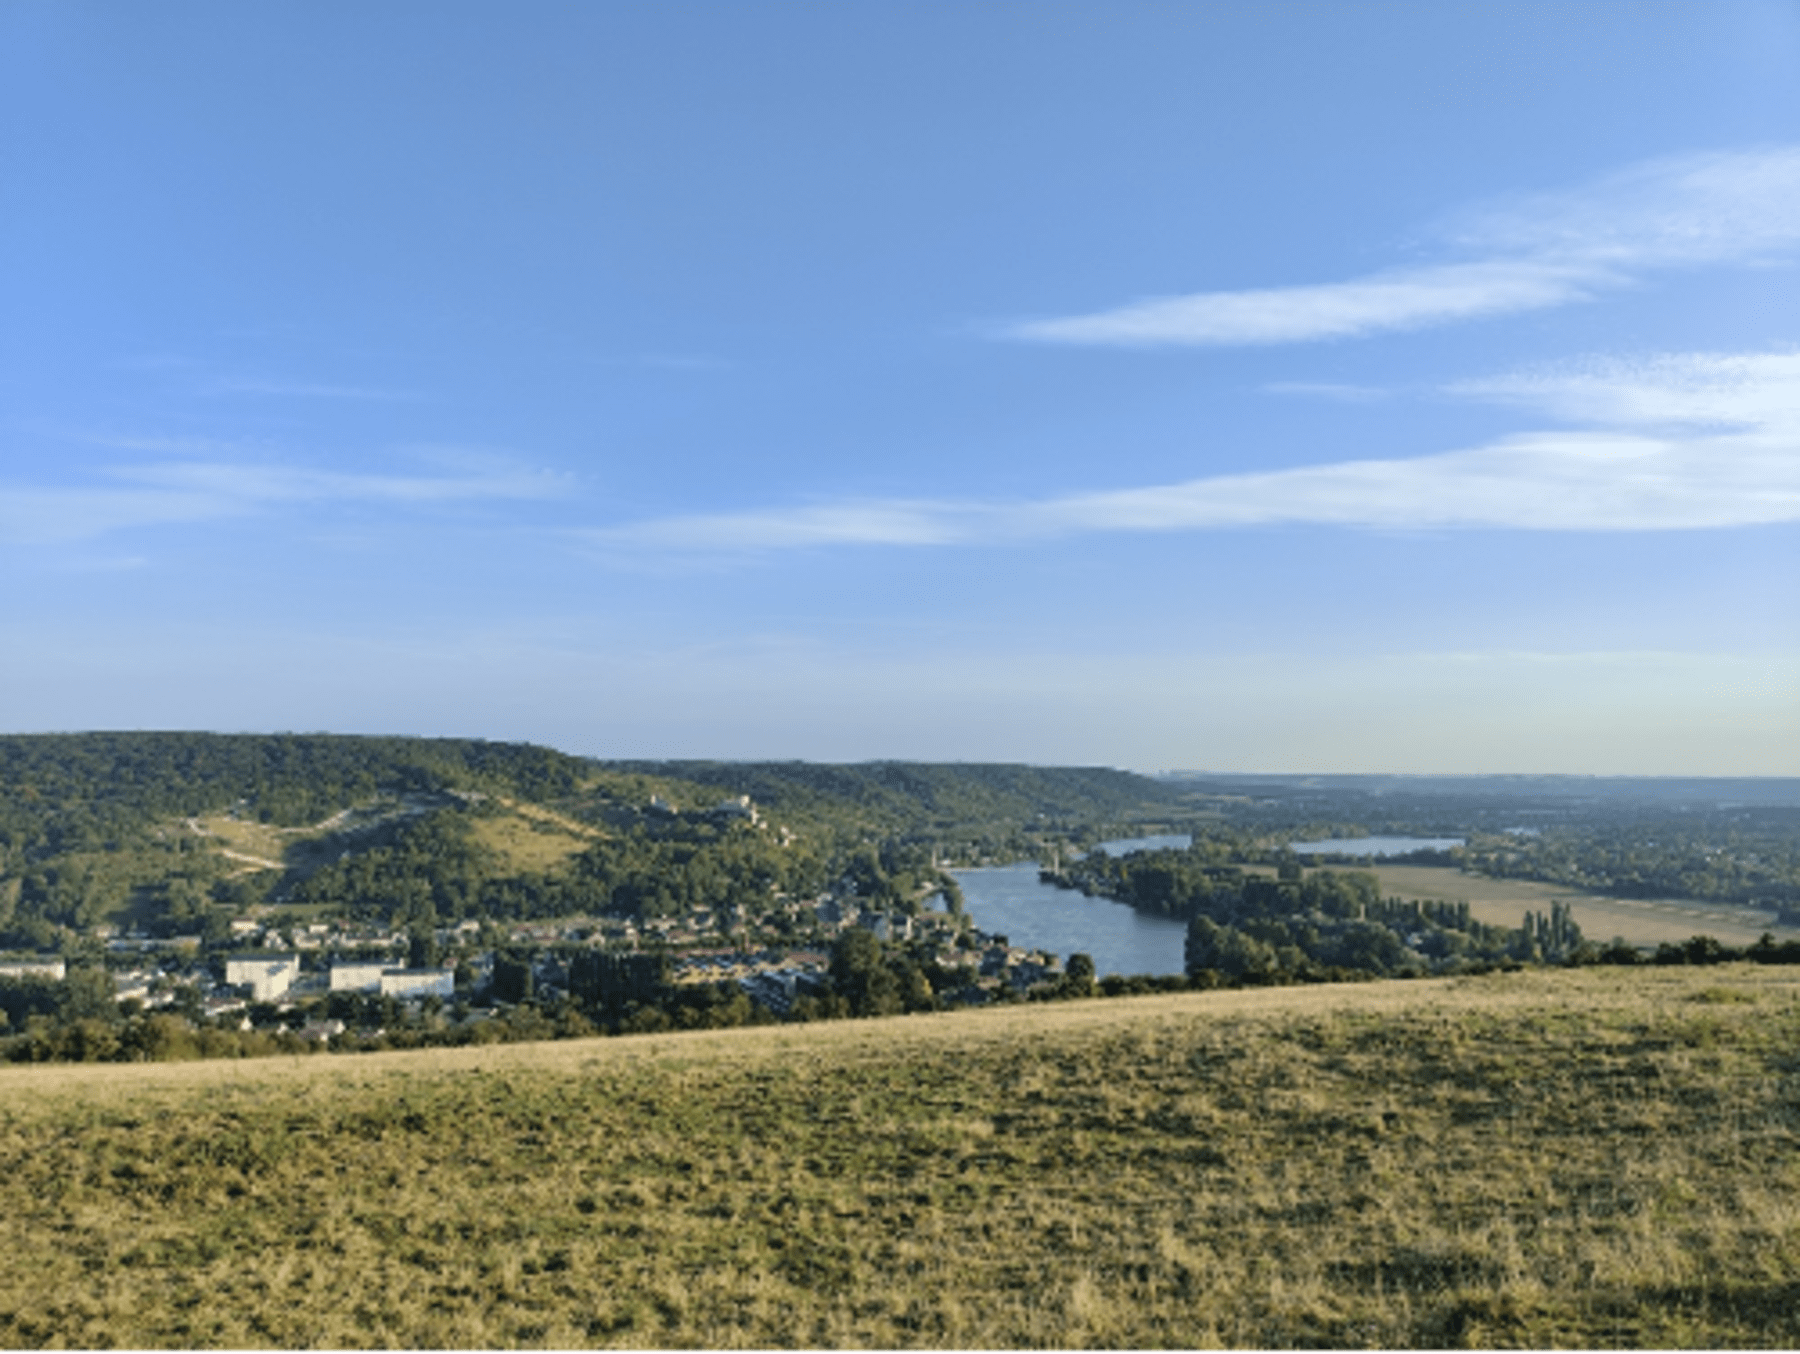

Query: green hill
(0, 733), (1180, 949)
(600, 757), (1188, 855)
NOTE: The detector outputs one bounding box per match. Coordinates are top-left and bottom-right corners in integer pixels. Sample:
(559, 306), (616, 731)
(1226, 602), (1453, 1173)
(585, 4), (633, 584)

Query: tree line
(1061, 848), (1579, 980)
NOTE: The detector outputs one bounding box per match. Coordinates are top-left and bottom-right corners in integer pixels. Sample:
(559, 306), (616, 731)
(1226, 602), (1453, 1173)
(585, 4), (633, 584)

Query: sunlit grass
(2, 966), (1796, 1347)
(189, 815), (292, 870)
(468, 800), (599, 874)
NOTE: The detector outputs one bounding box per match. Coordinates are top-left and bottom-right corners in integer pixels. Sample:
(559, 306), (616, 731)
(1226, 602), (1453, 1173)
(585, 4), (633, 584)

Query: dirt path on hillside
(217, 848), (284, 871)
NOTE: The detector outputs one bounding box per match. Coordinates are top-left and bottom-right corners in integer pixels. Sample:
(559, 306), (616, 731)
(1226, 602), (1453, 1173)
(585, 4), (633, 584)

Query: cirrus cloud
(587, 350), (1800, 552)
(0, 457), (571, 545)
(1003, 147), (1800, 347)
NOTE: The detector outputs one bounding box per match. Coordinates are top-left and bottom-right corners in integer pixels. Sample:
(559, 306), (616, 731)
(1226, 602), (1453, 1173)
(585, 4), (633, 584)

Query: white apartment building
(224, 951), (300, 1002)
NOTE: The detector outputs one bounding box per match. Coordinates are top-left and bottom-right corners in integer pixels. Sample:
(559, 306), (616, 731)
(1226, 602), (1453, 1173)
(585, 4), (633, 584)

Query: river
(950, 834), (1191, 978)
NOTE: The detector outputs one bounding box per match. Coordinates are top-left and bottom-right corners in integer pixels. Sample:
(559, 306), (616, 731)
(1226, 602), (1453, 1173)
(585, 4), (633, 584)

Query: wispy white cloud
(1008, 427), (1795, 533)
(1004, 147), (1800, 346)
(0, 459), (570, 545)
(1013, 259), (1602, 346)
(1450, 349), (1800, 429)
(110, 460), (566, 505)
(589, 349), (1800, 551)
(1445, 147), (1800, 267)
(594, 500), (965, 552)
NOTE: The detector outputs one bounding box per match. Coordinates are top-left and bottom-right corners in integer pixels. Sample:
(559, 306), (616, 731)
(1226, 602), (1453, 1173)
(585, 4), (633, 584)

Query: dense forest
(0, 734), (603, 948)
(284, 801), (829, 927)
(598, 758), (1189, 859)
(0, 732), (587, 846)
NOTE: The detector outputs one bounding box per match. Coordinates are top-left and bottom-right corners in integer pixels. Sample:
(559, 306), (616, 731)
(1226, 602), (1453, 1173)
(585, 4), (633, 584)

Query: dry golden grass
(191, 796), (609, 881)
(468, 800), (600, 874)
(3, 967), (1798, 1348)
(504, 797), (605, 839)
(189, 816), (291, 871)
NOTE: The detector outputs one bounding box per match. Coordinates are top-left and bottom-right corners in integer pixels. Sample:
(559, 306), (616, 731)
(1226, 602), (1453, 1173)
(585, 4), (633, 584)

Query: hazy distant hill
(0, 732), (591, 842)
(0, 734), (1176, 860)
(601, 758), (1185, 845)
(1163, 770), (1800, 809)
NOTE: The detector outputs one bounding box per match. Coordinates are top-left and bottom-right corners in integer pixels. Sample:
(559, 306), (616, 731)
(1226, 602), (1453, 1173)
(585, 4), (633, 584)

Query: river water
(951, 833), (1480, 975)
(950, 834), (1191, 978)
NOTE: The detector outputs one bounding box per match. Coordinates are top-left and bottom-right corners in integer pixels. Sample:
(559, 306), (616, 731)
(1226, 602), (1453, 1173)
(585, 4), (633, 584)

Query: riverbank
(979, 833), (1800, 962)
(952, 861), (1187, 978)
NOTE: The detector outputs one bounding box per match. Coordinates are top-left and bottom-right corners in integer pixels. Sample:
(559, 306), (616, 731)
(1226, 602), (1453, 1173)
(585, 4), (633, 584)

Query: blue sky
(3, 0), (1798, 773)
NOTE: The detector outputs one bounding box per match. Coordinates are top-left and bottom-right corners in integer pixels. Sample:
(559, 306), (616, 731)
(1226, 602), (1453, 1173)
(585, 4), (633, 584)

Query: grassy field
(189, 815), (292, 871)
(3, 968), (1798, 1348)
(468, 799), (600, 874)
(1368, 863), (1798, 949)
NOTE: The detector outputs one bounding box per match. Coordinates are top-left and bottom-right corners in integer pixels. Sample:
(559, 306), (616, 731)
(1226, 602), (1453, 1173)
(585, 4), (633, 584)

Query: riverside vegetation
(2, 964), (1797, 1349)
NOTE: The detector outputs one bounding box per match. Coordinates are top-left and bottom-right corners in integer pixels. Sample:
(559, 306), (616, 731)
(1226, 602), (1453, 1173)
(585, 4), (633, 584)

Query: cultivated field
(3, 968), (1798, 1348)
(1368, 863), (1798, 949)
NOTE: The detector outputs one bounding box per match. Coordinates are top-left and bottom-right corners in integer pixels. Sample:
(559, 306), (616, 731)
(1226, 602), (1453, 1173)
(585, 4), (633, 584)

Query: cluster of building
(0, 959), (67, 982)
(7, 841), (1076, 1024)
(96, 915), (475, 958)
(6, 922), (1067, 1031)
(222, 952), (455, 1003)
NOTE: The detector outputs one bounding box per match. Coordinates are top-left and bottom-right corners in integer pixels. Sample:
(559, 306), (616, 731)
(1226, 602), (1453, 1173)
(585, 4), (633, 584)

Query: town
(0, 875), (1068, 1048)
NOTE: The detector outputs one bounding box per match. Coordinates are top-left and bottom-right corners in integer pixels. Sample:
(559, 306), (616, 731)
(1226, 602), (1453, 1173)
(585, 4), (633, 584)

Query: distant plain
(1368, 863), (1798, 949)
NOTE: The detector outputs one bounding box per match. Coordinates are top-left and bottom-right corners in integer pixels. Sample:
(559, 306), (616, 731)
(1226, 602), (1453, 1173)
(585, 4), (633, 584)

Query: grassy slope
(465, 798), (603, 876)
(3, 969), (1798, 1349)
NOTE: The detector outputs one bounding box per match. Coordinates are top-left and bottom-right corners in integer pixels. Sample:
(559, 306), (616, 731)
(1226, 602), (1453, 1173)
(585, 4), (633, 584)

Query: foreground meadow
(2, 968), (1797, 1348)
